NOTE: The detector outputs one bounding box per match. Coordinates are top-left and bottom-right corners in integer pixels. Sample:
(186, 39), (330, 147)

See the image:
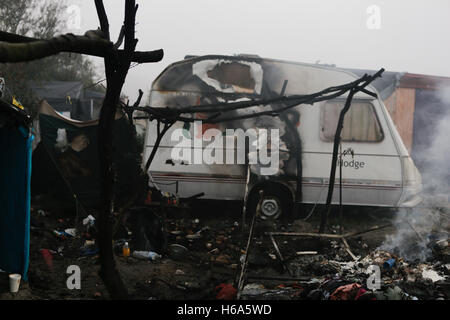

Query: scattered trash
(186, 233), (201, 240)
(215, 283), (237, 300)
(243, 283), (265, 292)
(330, 283), (362, 300)
(24, 190), (450, 300)
(123, 242), (130, 257)
(53, 230), (74, 239)
(374, 286), (409, 300)
(209, 248), (219, 255)
(383, 258), (396, 269)
(186, 227), (209, 240)
(83, 215), (96, 227)
(422, 268), (446, 282)
(9, 274), (21, 293)
(132, 251), (162, 261)
(168, 244), (188, 259)
(296, 251), (318, 255)
(64, 228), (77, 237)
(84, 240), (95, 246)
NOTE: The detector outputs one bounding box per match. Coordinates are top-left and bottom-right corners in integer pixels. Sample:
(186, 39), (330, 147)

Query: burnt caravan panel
(143, 55), (422, 218)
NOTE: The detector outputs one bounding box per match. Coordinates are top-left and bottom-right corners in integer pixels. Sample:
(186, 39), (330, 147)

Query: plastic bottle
(132, 251), (161, 261)
(122, 242), (130, 257)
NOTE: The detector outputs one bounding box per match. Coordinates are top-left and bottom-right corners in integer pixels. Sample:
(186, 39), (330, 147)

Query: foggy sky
(69, 0), (450, 102)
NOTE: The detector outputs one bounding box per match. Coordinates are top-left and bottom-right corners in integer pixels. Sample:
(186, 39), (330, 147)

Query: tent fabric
(32, 100), (141, 207)
(30, 81), (105, 121)
(0, 125), (34, 281)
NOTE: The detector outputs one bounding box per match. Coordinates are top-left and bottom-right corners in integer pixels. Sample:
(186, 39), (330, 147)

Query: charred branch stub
(124, 89), (144, 128)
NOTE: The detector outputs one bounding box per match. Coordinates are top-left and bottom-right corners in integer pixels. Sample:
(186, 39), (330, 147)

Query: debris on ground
(1, 194), (449, 300)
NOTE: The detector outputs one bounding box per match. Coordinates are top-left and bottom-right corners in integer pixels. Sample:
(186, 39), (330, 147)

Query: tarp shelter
(31, 81), (104, 121)
(0, 98), (33, 280)
(32, 100), (141, 208)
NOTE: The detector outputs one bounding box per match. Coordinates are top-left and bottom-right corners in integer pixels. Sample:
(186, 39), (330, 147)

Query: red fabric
(355, 288), (377, 300)
(355, 288), (367, 300)
(215, 283), (237, 300)
(330, 283), (362, 300)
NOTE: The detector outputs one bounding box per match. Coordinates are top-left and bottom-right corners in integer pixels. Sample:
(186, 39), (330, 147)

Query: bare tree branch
(0, 30), (111, 62)
(0, 30), (163, 63)
(113, 25), (125, 49)
(94, 0), (110, 40)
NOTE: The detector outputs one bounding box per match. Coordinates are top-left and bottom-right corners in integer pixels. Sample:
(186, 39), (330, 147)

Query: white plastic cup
(9, 274), (21, 293)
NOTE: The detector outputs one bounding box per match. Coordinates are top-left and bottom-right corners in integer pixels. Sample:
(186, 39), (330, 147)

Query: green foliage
(0, 0), (101, 117)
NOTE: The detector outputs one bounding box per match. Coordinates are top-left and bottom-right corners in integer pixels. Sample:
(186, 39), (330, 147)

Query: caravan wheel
(260, 197), (282, 220)
(247, 184), (293, 220)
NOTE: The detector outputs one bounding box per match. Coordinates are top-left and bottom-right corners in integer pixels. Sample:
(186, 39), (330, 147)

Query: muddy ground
(1, 200), (449, 300)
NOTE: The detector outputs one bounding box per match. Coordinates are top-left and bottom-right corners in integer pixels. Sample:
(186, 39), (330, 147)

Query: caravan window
(320, 100), (383, 142)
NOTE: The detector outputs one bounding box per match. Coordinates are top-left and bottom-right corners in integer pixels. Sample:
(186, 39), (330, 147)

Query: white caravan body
(143, 55), (422, 209)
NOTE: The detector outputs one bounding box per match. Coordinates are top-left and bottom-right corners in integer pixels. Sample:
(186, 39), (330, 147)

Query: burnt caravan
(143, 55), (422, 219)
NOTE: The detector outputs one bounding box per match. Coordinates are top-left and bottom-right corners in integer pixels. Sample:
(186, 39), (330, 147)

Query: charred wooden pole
(237, 190), (264, 299)
(319, 69), (384, 233)
(94, 0), (163, 299)
(319, 88), (357, 233)
(95, 0), (138, 299)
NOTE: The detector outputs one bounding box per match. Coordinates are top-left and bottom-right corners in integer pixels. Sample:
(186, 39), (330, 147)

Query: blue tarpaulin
(0, 125), (33, 281)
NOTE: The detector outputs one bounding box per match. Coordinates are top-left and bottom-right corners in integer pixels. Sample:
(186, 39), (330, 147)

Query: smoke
(380, 207), (443, 262)
(380, 85), (450, 262)
(415, 85), (450, 195)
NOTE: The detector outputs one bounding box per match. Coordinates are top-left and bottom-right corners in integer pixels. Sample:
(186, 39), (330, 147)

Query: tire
(247, 184), (293, 221)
